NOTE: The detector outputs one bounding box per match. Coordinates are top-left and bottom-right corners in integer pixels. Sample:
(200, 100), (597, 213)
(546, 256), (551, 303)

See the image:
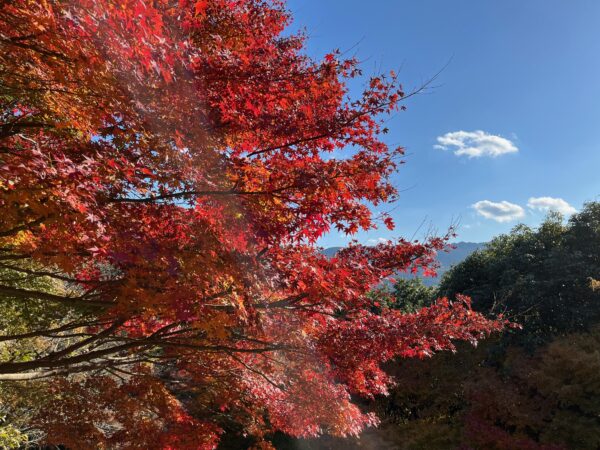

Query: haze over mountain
(323, 242), (486, 286)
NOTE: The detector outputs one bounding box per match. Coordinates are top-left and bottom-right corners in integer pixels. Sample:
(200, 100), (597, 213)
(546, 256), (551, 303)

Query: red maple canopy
(0, 1), (504, 448)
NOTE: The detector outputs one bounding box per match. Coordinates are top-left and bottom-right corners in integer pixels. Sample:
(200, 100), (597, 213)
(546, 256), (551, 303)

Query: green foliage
(439, 206), (600, 343)
(0, 263), (76, 370)
(348, 202), (600, 450)
(0, 264), (74, 446)
(390, 278), (436, 313)
(0, 421), (28, 450)
(0, 263), (73, 336)
(367, 278), (436, 314)
(0, 381), (45, 449)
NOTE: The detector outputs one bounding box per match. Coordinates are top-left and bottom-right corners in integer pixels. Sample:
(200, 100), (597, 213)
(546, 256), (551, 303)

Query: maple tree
(0, 0), (504, 447)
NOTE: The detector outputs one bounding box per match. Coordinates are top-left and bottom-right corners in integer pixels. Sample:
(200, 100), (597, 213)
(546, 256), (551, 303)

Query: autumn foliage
(0, 1), (504, 447)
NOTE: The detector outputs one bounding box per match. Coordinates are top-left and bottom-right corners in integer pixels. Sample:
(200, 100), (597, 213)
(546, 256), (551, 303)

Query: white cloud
(527, 197), (577, 216)
(435, 130), (518, 158)
(472, 200), (525, 222)
(367, 237), (390, 245)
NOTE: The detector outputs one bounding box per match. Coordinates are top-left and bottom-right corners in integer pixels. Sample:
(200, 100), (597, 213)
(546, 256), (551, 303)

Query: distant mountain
(321, 246), (343, 258)
(322, 242), (486, 286)
(436, 241), (485, 270)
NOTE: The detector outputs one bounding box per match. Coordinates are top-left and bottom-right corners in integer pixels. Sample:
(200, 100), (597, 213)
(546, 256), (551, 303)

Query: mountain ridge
(322, 241), (486, 286)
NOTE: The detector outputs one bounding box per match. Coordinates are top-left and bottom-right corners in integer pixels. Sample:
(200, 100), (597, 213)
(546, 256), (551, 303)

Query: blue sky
(285, 0), (600, 247)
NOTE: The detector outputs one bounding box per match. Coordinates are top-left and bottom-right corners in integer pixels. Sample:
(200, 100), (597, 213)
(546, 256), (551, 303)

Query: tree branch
(0, 285), (114, 308)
